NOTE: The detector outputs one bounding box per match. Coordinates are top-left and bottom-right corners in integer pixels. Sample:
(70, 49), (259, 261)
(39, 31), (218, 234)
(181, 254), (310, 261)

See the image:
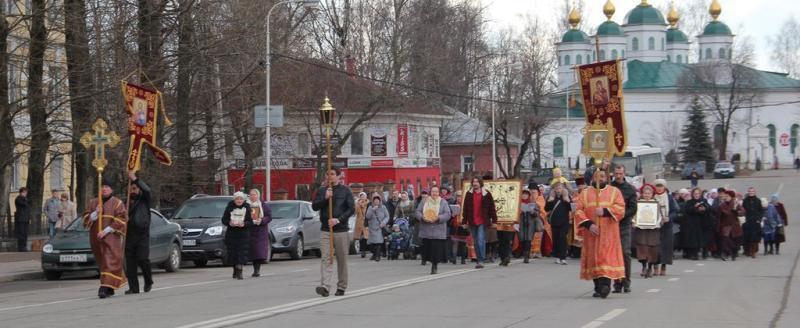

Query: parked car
(713, 161), (736, 179)
(41, 209), (181, 280)
(268, 200), (322, 260)
(682, 161), (706, 180)
(171, 195), (248, 267)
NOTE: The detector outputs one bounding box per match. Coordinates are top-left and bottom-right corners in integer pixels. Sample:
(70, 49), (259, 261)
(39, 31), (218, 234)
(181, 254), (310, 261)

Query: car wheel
(313, 249), (322, 258)
(164, 243), (181, 272)
(290, 236), (304, 260)
(44, 270), (62, 281)
(193, 260), (208, 268)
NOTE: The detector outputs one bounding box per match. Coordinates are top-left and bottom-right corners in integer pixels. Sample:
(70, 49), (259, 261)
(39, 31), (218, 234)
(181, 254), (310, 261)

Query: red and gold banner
(397, 124), (409, 158)
(122, 81), (172, 171)
(577, 60), (627, 156)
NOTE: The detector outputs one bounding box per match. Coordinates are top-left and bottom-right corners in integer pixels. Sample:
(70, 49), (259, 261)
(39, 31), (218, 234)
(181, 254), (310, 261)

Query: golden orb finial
(709, 0), (722, 21)
(641, 0), (649, 6)
(667, 2), (679, 27)
(603, 0), (616, 20)
(568, 6), (581, 29)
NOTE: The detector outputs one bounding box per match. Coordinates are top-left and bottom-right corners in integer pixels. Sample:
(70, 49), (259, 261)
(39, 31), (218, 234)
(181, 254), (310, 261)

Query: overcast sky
(484, 0), (799, 72)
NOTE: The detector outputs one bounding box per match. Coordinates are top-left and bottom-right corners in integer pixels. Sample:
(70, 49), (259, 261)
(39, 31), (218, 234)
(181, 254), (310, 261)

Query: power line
(273, 52), (800, 113)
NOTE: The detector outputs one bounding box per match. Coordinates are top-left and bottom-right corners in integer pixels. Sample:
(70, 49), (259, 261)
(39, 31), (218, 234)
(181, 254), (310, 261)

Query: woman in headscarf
(772, 194), (788, 254)
(353, 192), (370, 258)
(634, 184), (661, 278)
(222, 192), (253, 279)
(763, 196), (783, 256)
(653, 179), (678, 276)
(681, 188), (709, 261)
(248, 189), (272, 277)
(717, 190), (744, 261)
(365, 194), (390, 261)
(415, 186), (452, 274)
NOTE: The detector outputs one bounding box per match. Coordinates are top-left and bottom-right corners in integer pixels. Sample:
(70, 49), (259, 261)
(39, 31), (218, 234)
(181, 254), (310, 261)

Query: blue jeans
(470, 225), (486, 263)
(48, 222), (56, 239)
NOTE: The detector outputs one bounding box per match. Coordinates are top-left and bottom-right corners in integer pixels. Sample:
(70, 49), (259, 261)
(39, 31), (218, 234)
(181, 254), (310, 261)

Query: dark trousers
(520, 240), (532, 259)
(593, 277), (611, 292)
(617, 223), (632, 287)
(551, 225), (569, 260)
(15, 221), (29, 252)
(497, 231), (515, 261)
(125, 241), (152, 292)
(369, 243), (382, 258)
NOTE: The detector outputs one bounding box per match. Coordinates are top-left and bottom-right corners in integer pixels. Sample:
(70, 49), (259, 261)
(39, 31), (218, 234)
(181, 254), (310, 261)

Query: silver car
(269, 201), (322, 260)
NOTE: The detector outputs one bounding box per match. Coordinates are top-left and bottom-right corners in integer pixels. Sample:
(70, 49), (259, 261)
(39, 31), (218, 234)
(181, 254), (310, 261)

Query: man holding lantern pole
(312, 168), (355, 297)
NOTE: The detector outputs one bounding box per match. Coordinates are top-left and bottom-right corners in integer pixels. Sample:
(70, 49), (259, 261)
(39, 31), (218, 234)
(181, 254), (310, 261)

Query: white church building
(544, 0), (800, 170)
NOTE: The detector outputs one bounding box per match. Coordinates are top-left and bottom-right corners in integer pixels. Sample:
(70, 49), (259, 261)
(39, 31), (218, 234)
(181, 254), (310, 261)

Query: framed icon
(634, 200), (660, 229)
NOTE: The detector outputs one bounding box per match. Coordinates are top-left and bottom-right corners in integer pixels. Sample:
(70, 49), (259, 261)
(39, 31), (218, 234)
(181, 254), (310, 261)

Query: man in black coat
(610, 165), (637, 294)
(125, 171), (153, 294)
(312, 168), (355, 297)
(14, 187), (31, 252)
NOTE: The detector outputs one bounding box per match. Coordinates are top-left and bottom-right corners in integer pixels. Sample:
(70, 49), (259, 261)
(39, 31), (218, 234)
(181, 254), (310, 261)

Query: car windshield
(269, 203), (300, 220)
(172, 199), (230, 220)
(65, 218), (87, 232)
(716, 163), (733, 169)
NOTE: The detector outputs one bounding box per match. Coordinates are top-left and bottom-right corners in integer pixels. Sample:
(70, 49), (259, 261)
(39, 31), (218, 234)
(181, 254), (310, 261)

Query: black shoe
(143, 283), (152, 293)
(421, 260), (427, 266)
(431, 264), (438, 275)
(592, 292), (600, 298)
(623, 287), (631, 293)
(523, 258), (530, 264)
(98, 287), (110, 299)
(361, 252), (366, 258)
(334, 289), (345, 296)
(450, 259), (457, 265)
(125, 289), (139, 295)
(612, 283), (622, 294)
(252, 272), (261, 277)
(599, 286), (611, 299)
(461, 258), (466, 265)
(316, 286), (329, 297)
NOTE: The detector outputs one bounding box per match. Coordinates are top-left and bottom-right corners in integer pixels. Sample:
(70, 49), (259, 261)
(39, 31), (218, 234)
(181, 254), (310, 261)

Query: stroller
(388, 217), (413, 260)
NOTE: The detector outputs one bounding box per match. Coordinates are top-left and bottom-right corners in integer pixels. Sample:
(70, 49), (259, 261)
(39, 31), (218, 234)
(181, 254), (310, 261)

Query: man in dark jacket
(312, 168), (355, 297)
(610, 164), (637, 294)
(14, 187), (31, 252)
(462, 177), (498, 269)
(125, 171), (153, 294)
(742, 187), (764, 258)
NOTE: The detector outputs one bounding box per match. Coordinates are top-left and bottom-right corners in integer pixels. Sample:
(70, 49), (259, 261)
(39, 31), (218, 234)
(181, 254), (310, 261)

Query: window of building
(50, 156), (64, 190)
(10, 157), (20, 190)
(611, 49), (618, 59)
(632, 37), (639, 51)
(297, 133), (309, 156)
(705, 48), (712, 60)
(564, 55), (570, 65)
(599, 50), (605, 61)
(661, 38), (665, 50)
(8, 60), (21, 105)
(791, 124), (799, 154)
(576, 54), (582, 65)
(713, 124), (724, 150)
(586, 54), (590, 64)
(648, 37), (655, 50)
(558, 55), (561, 66)
(553, 137), (564, 158)
(350, 131), (364, 155)
(666, 55), (671, 62)
(767, 124), (777, 149)
(719, 48), (726, 60)
(677, 54), (683, 63)
(461, 155), (474, 173)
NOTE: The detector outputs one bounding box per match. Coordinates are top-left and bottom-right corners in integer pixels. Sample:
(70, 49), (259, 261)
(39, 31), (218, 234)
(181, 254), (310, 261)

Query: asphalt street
(1, 171), (799, 328)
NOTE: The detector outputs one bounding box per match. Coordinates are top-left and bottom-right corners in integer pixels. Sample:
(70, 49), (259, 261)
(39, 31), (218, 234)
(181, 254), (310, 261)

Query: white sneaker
(554, 259), (561, 264)
(560, 259), (568, 265)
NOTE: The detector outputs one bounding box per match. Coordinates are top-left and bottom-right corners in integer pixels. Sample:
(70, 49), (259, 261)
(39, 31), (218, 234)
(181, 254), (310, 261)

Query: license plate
(59, 254), (87, 263)
(182, 239), (197, 246)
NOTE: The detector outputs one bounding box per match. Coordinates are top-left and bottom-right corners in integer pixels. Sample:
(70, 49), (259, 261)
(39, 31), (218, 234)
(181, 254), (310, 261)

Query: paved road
(1, 171), (798, 328)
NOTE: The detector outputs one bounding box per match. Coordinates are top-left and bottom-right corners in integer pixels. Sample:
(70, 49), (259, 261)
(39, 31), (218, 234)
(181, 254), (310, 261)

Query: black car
(41, 209), (182, 280)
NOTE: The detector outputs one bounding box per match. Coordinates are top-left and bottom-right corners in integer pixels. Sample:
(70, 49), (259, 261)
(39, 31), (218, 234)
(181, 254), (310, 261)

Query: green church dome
(624, 3), (666, 25)
(597, 21), (624, 36)
(702, 21), (733, 36)
(666, 28), (688, 43)
(561, 29), (588, 43)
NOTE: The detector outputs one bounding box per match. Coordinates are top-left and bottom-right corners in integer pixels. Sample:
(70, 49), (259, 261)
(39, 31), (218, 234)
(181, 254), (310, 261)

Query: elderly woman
(653, 179), (678, 276)
(365, 194), (390, 261)
(717, 190), (744, 261)
(635, 184), (662, 278)
(353, 192), (370, 258)
(248, 189), (272, 277)
(681, 188), (709, 261)
(222, 192), (254, 280)
(58, 193), (77, 229)
(763, 196), (783, 256)
(415, 186), (452, 274)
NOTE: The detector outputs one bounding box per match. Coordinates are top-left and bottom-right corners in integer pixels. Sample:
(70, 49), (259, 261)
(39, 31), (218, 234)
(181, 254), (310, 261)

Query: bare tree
(0, 1), (15, 230)
(770, 16), (800, 78)
(25, 0), (50, 228)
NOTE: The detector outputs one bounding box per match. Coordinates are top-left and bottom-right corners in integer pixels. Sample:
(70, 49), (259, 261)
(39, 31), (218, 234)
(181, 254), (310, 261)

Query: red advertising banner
(122, 81), (172, 171)
(397, 124), (409, 158)
(371, 159), (394, 168)
(577, 60), (627, 156)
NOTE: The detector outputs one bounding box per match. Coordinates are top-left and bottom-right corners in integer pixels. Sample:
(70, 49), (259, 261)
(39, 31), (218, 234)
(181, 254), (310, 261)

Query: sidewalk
(0, 252), (43, 283)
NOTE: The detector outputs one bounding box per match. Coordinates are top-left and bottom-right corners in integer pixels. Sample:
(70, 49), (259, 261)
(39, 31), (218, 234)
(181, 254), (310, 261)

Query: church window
(791, 124), (799, 154)
(576, 54), (582, 64)
(667, 55), (671, 62)
(661, 38), (665, 50)
(565, 55), (571, 65)
(677, 54), (683, 63)
(632, 38), (639, 51)
(648, 37), (655, 50)
(599, 50), (605, 61)
(705, 48), (712, 59)
(719, 48), (726, 60)
(767, 124), (776, 150)
(558, 55), (561, 66)
(553, 137), (564, 158)
(612, 49), (618, 59)
(585, 55), (590, 64)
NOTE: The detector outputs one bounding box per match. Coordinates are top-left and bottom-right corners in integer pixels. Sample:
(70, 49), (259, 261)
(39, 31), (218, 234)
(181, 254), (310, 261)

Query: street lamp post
(265, 0), (320, 201)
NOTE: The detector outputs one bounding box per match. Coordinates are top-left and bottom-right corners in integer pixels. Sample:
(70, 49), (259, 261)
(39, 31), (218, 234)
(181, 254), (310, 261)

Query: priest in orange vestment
(574, 169), (625, 299)
(83, 179), (128, 299)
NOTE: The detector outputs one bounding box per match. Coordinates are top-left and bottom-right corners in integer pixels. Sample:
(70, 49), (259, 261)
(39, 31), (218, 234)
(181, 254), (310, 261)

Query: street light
(319, 96), (335, 263)
(265, 0), (321, 201)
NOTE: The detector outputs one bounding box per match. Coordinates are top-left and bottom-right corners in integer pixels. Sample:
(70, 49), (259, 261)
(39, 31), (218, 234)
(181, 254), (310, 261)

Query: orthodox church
(545, 0), (800, 170)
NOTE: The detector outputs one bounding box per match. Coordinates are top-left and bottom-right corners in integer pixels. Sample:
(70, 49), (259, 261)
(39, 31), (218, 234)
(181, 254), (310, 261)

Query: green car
(41, 209), (183, 280)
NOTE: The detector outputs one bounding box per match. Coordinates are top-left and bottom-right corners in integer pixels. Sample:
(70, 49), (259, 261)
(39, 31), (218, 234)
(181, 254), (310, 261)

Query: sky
(484, 0), (800, 72)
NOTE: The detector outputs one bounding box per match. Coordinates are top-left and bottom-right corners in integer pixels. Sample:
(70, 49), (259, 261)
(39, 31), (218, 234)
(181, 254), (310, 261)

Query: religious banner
(461, 180), (522, 224)
(577, 60), (627, 157)
(370, 129), (387, 156)
(397, 124), (409, 158)
(122, 81), (173, 171)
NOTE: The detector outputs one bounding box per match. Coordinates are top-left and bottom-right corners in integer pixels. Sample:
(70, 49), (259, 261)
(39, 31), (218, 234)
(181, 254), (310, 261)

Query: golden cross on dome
(80, 119), (120, 172)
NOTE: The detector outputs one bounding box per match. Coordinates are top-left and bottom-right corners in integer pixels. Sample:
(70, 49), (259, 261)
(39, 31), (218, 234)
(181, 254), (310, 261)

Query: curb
(0, 271), (43, 283)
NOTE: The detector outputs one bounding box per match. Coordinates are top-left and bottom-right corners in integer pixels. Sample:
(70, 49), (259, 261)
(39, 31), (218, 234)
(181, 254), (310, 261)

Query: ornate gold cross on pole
(80, 119), (120, 233)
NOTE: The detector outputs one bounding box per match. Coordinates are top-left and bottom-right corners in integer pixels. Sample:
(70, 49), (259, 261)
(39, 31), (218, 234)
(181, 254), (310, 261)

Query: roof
(623, 60), (800, 90)
(561, 29), (589, 43)
(597, 21), (624, 36)
(666, 28), (688, 43)
(624, 3), (666, 26)
(702, 21), (733, 36)
(440, 107), (524, 146)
